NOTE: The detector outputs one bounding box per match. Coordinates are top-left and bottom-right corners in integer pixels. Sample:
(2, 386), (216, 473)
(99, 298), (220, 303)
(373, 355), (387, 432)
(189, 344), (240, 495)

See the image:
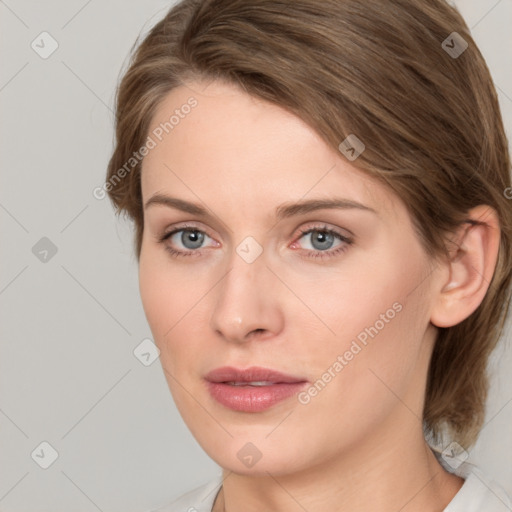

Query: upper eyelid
(297, 225), (352, 238)
(154, 208), (359, 235)
(163, 222), (215, 240)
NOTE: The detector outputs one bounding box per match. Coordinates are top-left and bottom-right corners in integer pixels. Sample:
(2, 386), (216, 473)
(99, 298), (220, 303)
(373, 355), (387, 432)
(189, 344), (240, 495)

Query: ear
(430, 205), (501, 328)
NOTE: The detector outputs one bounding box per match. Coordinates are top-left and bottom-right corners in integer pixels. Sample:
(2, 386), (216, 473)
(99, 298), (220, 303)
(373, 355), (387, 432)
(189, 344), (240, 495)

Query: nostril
(245, 328), (270, 341)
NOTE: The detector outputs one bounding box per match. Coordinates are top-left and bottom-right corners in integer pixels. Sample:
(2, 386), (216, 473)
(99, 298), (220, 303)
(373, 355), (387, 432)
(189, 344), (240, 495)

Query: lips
(205, 366), (306, 384)
(204, 366), (308, 412)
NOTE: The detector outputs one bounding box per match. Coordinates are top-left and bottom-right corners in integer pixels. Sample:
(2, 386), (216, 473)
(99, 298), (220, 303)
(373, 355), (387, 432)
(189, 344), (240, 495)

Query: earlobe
(430, 205), (501, 328)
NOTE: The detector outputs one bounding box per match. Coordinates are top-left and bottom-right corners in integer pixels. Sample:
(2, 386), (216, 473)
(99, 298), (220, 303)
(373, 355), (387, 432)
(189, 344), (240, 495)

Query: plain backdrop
(1, 1), (511, 510)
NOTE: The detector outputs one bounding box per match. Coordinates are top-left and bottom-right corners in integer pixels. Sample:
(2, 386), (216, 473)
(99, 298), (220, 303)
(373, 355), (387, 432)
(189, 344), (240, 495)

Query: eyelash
(157, 223), (353, 261)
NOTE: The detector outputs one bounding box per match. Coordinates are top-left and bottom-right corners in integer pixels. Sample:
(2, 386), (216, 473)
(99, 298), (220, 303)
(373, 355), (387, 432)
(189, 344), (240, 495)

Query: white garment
(149, 460), (512, 512)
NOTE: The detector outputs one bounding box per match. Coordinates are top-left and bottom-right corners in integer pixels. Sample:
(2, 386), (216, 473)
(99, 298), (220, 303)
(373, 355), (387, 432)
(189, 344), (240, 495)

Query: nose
(209, 248), (284, 344)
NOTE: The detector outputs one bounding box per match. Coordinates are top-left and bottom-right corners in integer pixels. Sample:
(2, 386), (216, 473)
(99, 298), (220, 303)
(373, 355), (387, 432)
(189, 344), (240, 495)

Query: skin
(138, 79), (500, 512)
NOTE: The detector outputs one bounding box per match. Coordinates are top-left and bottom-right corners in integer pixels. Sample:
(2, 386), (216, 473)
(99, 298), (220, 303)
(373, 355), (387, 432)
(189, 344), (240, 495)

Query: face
(139, 79), (439, 476)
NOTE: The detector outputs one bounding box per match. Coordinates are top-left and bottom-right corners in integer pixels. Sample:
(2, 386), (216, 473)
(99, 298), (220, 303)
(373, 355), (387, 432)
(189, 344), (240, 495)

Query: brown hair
(105, 0), (512, 449)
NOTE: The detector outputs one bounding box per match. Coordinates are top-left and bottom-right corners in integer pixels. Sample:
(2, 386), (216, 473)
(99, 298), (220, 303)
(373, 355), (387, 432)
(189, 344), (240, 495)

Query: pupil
(313, 230), (333, 250)
(183, 230), (204, 249)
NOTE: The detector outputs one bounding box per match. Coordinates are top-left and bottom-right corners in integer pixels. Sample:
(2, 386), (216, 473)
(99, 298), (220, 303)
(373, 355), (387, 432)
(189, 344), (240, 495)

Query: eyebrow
(144, 193), (377, 220)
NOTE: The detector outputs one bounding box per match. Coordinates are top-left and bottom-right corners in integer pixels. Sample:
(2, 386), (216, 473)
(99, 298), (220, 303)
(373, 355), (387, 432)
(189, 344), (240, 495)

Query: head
(105, 0), (512, 473)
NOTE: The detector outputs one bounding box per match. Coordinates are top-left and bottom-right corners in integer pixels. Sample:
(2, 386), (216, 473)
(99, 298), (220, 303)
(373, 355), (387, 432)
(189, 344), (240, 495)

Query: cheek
(297, 246), (432, 417)
(139, 243), (191, 332)
(139, 252), (169, 339)
(138, 248), (214, 374)
(139, 248), (182, 361)
(291, 239), (428, 351)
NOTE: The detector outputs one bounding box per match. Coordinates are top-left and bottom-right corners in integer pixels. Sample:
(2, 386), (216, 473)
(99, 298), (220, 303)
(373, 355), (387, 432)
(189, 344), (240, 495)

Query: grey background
(0, 1), (511, 510)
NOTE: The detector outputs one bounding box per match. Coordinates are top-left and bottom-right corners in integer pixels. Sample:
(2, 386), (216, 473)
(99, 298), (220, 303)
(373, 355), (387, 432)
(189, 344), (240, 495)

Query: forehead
(141, 80), (400, 221)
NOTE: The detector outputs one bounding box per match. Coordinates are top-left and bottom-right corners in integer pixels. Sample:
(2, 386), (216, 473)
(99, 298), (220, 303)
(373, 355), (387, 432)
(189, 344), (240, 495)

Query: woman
(105, 0), (512, 510)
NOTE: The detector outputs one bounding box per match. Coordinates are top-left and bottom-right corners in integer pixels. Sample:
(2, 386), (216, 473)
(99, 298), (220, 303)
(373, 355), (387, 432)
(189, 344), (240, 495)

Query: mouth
(204, 366), (308, 412)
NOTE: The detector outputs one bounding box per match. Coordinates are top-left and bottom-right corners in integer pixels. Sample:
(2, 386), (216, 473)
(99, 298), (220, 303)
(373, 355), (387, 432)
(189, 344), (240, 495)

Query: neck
(213, 417), (464, 512)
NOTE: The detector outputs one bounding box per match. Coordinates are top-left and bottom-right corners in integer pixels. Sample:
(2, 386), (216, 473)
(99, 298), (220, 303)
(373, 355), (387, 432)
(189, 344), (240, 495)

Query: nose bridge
(209, 243), (283, 342)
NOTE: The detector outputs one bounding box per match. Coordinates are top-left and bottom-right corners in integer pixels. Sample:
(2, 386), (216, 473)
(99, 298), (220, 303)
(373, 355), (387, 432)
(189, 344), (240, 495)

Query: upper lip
(205, 366), (307, 384)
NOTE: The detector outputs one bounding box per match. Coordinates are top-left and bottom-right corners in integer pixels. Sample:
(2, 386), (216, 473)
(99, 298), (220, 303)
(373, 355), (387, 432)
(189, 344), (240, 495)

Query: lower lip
(206, 381), (307, 412)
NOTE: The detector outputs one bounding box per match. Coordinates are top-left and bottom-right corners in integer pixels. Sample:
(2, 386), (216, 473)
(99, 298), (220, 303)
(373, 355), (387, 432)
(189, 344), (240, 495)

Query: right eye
(158, 225), (219, 258)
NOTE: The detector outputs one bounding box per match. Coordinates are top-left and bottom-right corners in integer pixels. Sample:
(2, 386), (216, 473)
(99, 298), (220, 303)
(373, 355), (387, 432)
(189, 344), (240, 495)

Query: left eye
(296, 228), (346, 251)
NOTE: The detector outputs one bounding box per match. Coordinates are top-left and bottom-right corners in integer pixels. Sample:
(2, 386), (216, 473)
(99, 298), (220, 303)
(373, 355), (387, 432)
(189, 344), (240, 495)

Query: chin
(195, 432), (318, 477)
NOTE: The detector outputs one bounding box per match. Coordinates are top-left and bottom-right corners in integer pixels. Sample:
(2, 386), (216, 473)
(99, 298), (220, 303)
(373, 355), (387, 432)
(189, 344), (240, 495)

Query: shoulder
(444, 463), (512, 512)
(146, 477), (223, 512)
